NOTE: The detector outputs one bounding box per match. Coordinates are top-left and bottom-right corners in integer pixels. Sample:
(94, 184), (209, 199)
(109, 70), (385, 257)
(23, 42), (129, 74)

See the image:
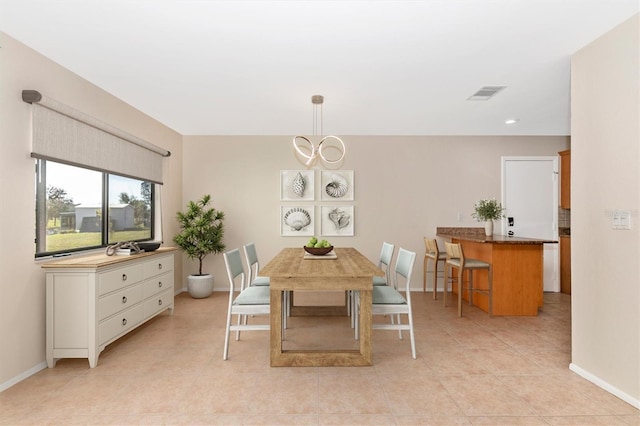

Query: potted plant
(471, 198), (506, 236)
(174, 194), (225, 298)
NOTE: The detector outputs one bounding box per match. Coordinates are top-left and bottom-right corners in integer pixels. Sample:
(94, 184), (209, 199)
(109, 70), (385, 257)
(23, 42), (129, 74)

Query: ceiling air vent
(467, 86), (506, 101)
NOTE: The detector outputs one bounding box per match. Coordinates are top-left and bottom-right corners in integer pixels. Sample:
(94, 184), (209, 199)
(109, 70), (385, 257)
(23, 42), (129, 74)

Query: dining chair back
(223, 248), (270, 360)
(243, 242), (270, 287)
(351, 241), (396, 328)
(355, 247), (417, 359)
(443, 242), (493, 317)
(374, 242), (395, 286)
(423, 237), (447, 298)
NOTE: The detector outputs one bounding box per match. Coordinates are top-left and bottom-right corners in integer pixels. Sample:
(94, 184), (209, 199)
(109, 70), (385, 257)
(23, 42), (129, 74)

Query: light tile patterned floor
(1, 292), (638, 425)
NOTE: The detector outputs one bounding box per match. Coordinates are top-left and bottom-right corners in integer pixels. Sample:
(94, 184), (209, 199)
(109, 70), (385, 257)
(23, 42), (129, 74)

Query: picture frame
(320, 170), (354, 201)
(281, 205), (315, 236)
(320, 205), (354, 236)
(280, 170), (314, 201)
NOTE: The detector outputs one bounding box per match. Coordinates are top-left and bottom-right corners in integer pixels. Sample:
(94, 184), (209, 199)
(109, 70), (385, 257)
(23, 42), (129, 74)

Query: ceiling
(1, 1), (638, 136)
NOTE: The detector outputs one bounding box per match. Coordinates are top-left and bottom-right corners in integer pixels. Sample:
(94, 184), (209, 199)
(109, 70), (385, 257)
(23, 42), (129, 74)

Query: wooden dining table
(259, 247), (384, 367)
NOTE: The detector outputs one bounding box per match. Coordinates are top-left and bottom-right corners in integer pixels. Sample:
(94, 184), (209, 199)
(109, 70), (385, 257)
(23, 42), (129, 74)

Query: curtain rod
(22, 90), (171, 157)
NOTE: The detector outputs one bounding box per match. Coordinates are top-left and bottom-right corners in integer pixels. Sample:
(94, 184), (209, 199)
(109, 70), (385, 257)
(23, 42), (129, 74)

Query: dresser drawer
(99, 265), (143, 295)
(142, 272), (174, 298)
(99, 284), (143, 321)
(99, 305), (143, 345)
(143, 255), (174, 279)
(143, 289), (173, 318)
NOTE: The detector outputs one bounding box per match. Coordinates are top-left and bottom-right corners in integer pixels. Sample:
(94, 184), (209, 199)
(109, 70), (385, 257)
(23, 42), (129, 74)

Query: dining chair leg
(223, 311), (232, 360)
(469, 272), (474, 306)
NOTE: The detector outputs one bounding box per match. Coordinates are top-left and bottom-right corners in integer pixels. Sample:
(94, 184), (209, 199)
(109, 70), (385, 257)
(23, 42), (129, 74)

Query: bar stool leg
(443, 263), (449, 307)
(423, 256), (428, 292)
(488, 267), (493, 317)
(432, 258), (438, 300)
(458, 268), (463, 317)
(469, 271), (474, 306)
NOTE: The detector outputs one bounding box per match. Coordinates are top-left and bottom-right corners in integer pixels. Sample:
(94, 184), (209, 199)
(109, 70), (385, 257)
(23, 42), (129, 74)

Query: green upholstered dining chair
(243, 242), (270, 287)
(243, 242), (292, 330)
(374, 242), (395, 286)
(350, 242), (395, 328)
(223, 248), (270, 360)
(355, 247), (417, 359)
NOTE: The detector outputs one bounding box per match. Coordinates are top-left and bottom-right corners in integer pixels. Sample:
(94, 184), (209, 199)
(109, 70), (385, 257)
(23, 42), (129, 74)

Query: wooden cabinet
(560, 236), (571, 294)
(559, 150), (571, 209)
(43, 248), (176, 368)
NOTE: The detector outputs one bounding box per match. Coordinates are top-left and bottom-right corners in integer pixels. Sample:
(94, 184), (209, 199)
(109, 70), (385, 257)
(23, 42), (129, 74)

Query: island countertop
(436, 227), (557, 244)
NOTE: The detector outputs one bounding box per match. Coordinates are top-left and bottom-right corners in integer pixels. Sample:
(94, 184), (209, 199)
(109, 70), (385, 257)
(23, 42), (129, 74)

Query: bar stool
(423, 238), (447, 299)
(443, 242), (493, 317)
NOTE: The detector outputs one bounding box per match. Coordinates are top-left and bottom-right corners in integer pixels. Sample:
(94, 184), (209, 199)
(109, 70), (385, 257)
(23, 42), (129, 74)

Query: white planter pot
(484, 220), (494, 236)
(187, 274), (214, 299)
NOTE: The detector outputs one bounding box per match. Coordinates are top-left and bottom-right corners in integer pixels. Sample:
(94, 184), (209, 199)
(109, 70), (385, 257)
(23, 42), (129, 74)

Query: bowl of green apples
(304, 236), (333, 255)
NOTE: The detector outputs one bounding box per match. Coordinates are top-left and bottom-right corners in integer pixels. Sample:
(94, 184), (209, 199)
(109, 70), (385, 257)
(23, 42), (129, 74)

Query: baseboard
(0, 361), (47, 393)
(570, 362), (640, 409)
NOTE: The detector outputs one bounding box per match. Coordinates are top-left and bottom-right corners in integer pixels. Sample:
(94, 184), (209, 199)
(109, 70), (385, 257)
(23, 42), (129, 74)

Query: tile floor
(1, 291), (638, 425)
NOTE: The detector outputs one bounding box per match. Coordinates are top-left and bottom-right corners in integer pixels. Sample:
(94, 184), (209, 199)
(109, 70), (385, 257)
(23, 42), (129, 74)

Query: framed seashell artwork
(281, 206), (315, 236)
(320, 170), (354, 201)
(281, 170), (315, 201)
(320, 205), (354, 236)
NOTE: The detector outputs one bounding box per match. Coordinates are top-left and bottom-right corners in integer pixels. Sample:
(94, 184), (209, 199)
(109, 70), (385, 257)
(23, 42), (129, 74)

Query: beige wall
(0, 33), (183, 388)
(570, 14), (640, 406)
(181, 135), (568, 293)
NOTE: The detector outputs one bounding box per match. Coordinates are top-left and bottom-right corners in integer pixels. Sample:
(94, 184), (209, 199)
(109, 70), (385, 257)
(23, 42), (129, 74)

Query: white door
(501, 156), (559, 292)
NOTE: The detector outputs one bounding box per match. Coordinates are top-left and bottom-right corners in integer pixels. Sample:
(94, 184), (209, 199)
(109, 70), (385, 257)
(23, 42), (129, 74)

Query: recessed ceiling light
(505, 118), (520, 125)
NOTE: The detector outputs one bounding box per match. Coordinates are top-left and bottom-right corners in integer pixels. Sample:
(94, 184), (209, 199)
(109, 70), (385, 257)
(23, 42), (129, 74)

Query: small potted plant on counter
(471, 198), (506, 236)
(174, 194), (225, 298)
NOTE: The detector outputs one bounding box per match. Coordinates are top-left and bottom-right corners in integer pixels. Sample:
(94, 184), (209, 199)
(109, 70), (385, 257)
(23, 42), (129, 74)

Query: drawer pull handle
(158, 299), (163, 306)
(158, 281), (163, 288)
(122, 318), (127, 326)
(122, 274), (127, 282)
(158, 264), (163, 270)
(122, 296), (127, 304)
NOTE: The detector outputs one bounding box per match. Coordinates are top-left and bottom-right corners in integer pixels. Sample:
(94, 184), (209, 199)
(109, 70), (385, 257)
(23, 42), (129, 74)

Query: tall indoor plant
(174, 194), (225, 298)
(471, 198), (505, 236)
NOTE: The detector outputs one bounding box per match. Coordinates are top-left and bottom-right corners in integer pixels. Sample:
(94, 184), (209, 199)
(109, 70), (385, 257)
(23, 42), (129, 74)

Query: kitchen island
(436, 227), (557, 316)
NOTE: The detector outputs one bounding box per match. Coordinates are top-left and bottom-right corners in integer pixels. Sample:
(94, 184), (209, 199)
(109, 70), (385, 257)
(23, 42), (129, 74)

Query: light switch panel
(612, 210), (632, 230)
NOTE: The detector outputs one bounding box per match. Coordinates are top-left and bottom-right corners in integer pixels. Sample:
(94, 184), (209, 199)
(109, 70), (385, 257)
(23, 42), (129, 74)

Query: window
(35, 159), (154, 257)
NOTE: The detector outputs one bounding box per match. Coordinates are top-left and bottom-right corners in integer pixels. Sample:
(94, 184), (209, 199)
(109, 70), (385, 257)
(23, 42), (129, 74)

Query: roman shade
(23, 90), (170, 184)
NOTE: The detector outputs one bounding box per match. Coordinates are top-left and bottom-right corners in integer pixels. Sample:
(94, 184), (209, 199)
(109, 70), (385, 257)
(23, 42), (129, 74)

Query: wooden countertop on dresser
(40, 247), (178, 269)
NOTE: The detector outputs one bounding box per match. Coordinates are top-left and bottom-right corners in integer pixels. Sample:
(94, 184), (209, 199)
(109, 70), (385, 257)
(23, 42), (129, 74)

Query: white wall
(181, 135), (568, 293)
(0, 32), (184, 389)
(570, 14), (640, 407)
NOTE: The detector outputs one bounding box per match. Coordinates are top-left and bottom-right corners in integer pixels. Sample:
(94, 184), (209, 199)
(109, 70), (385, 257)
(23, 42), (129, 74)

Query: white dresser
(42, 247), (176, 368)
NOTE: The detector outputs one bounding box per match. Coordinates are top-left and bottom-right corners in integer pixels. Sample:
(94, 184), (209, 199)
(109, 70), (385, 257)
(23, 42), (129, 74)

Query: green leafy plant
(471, 198), (506, 221)
(173, 194), (225, 275)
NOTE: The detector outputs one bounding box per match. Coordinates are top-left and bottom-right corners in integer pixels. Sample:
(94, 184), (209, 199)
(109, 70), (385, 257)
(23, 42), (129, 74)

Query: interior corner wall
(180, 134), (568, 295)
(0, 32), (183, 389)
(570, 14), (640, 407)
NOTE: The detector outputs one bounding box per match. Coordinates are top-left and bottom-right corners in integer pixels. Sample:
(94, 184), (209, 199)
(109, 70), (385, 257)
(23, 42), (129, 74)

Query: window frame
(35, 159), (156, 258)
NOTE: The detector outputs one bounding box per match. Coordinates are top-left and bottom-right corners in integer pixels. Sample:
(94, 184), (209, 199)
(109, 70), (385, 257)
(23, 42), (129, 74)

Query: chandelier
(292, 95), (346, 168)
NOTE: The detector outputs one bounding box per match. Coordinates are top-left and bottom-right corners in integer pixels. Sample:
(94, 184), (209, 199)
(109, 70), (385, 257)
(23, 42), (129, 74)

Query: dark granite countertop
(436, 227), (557, 244)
